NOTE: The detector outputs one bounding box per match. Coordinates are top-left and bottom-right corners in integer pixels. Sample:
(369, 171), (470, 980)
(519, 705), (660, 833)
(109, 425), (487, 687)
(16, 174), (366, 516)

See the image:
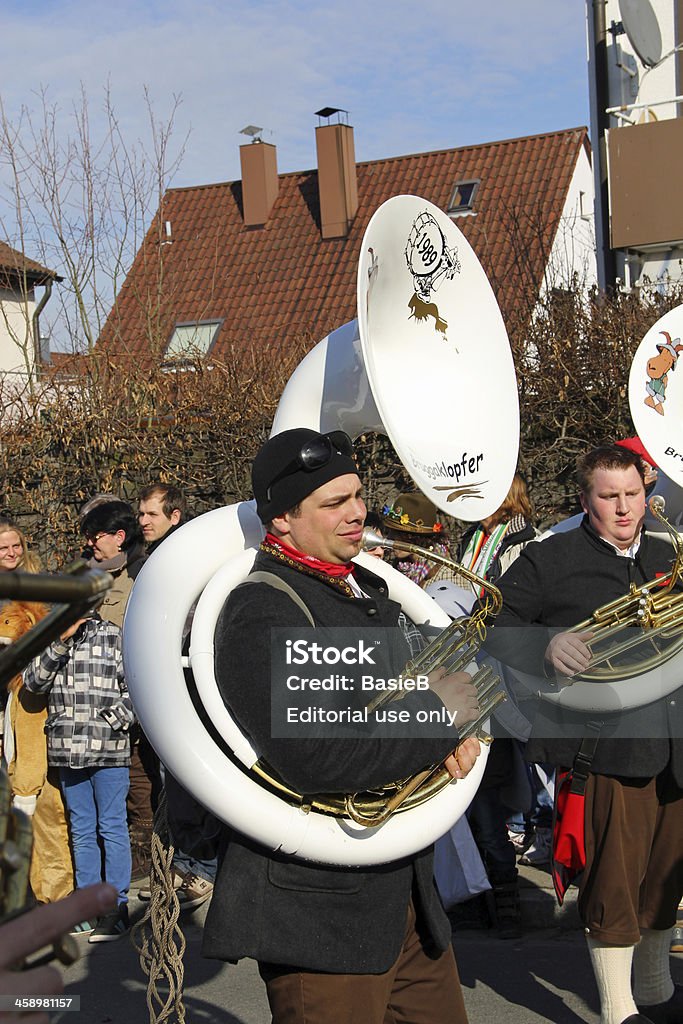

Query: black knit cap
(252, 428), (358, 523)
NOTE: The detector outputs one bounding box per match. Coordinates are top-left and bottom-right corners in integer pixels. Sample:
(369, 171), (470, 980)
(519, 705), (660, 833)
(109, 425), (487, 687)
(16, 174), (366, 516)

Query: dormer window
(164, 319), (222, 363)
(448, 179), (480, 217)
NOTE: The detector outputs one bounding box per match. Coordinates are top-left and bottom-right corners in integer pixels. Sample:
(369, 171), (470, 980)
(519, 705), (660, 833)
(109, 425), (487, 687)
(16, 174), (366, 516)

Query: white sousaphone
(123, 195), (519, 866)
(514, 302), (683, 715)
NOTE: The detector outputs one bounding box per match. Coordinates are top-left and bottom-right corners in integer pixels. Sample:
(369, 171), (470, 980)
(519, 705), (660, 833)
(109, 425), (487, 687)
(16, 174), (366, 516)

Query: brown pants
(127, 729), (161, 830)
(579, 767), (683, 945)
(259, 900), (468, 1024)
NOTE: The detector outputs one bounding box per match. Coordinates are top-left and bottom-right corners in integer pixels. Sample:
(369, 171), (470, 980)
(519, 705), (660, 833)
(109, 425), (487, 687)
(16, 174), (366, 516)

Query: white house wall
(544, 146), (598, 294)
(0, 286), (36, 378)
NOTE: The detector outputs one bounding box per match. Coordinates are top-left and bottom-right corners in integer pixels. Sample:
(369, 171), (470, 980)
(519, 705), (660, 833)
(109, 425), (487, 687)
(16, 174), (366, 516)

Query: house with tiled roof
(0, 241), (62, 385)
(97, 120), (596, 367)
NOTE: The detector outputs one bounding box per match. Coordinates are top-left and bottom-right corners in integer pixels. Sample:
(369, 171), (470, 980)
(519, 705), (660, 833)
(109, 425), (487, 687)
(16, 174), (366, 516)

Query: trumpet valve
(475, 675), (502, 706)
(458, 690), (507, 741)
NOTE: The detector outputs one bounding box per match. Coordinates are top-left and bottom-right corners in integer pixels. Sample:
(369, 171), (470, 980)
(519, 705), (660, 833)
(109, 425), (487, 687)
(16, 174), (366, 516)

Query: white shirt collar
(606, 535), (641, 558)
(347, 573), (370, 598)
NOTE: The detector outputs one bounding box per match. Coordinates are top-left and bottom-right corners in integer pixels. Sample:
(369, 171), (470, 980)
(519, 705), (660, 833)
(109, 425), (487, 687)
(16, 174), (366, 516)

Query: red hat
(615, 436), (657, 469)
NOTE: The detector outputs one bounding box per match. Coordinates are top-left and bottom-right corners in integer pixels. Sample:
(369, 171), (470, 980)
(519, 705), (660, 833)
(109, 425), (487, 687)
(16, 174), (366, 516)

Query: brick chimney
(315, 117), (358, 239)
(240, 140), (279, 226)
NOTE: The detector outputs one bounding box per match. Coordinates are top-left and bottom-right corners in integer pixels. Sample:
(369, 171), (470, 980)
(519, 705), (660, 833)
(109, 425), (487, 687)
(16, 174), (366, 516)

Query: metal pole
(588, 0), (617, 290)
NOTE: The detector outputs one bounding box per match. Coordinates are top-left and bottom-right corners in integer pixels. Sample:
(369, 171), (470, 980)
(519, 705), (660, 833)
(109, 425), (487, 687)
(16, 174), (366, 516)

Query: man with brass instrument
(489, 445), (683, 1024)
(203, 427), (481, 1024)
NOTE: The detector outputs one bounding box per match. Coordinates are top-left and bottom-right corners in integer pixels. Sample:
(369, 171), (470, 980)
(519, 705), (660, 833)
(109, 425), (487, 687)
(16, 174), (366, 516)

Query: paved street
(54, 892), (683, 1024)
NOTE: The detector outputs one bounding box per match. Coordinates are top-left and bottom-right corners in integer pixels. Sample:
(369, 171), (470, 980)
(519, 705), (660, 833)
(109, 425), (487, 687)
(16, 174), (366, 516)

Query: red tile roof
(0, 241), (61, 285)
(43, 351), (89, 375)
(99, 127), (589, 362)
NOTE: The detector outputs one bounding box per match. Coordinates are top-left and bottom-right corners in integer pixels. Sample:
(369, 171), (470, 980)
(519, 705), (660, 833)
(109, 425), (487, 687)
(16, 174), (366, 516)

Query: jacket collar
(146, 522), (182, 556)
(579, 514), (645, 558)
(505, 515), (536, 544)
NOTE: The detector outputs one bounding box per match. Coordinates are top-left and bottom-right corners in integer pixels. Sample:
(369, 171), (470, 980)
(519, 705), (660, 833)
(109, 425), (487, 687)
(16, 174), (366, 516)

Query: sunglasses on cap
(266, 431), (355, 501)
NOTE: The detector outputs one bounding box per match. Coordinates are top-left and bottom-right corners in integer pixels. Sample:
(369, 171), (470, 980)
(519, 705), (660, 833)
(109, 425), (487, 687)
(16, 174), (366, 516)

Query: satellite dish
(619, 0), (662, 68)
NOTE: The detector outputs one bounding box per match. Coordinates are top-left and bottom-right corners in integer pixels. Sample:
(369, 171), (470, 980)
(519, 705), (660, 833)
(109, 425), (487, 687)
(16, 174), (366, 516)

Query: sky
(0, 0), (591, 190)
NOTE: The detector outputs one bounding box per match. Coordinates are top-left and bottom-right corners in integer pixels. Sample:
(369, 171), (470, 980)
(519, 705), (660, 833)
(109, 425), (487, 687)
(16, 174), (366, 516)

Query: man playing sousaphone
(488, 444), (683, 1024)
(202, 427), (482, 1024)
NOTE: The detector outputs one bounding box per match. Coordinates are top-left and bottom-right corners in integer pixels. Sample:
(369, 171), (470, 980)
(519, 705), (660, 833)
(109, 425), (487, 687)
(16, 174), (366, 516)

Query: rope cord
(130, 790), (187, 1023)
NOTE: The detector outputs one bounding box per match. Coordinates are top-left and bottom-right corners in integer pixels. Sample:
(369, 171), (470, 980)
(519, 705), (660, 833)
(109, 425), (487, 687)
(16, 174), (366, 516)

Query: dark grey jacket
(487, 518), (683, 780)
(202, 549), (458, 973)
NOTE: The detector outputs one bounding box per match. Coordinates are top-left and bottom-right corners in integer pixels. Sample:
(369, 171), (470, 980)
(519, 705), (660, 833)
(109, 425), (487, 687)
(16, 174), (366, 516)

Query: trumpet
(567, 496), (683, 682)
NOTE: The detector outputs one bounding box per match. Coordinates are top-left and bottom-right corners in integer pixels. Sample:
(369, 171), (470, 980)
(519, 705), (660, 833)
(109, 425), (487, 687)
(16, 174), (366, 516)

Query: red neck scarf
(264, 533), (355, 578)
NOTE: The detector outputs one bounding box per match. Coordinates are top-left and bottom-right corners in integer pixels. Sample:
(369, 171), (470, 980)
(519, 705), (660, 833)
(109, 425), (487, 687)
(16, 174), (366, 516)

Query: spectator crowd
(0, 484), (216, 944)
(0, 435), (680, 1024)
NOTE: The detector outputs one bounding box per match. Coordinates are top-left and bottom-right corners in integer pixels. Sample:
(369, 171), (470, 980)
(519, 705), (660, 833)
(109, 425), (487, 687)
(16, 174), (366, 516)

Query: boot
(449, 893), (491, 931)
(490, 878), (522, 940)
(129, 822), (153, 882)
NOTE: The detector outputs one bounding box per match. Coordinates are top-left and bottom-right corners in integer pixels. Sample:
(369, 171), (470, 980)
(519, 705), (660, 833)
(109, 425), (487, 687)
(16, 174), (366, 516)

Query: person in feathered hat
(381, 492), (454, 587)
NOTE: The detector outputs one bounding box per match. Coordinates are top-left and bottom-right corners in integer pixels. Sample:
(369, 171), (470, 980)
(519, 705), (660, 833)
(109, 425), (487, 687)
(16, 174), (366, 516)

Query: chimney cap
(239, 124), (264, 143)
(314, 107), (349, 125)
